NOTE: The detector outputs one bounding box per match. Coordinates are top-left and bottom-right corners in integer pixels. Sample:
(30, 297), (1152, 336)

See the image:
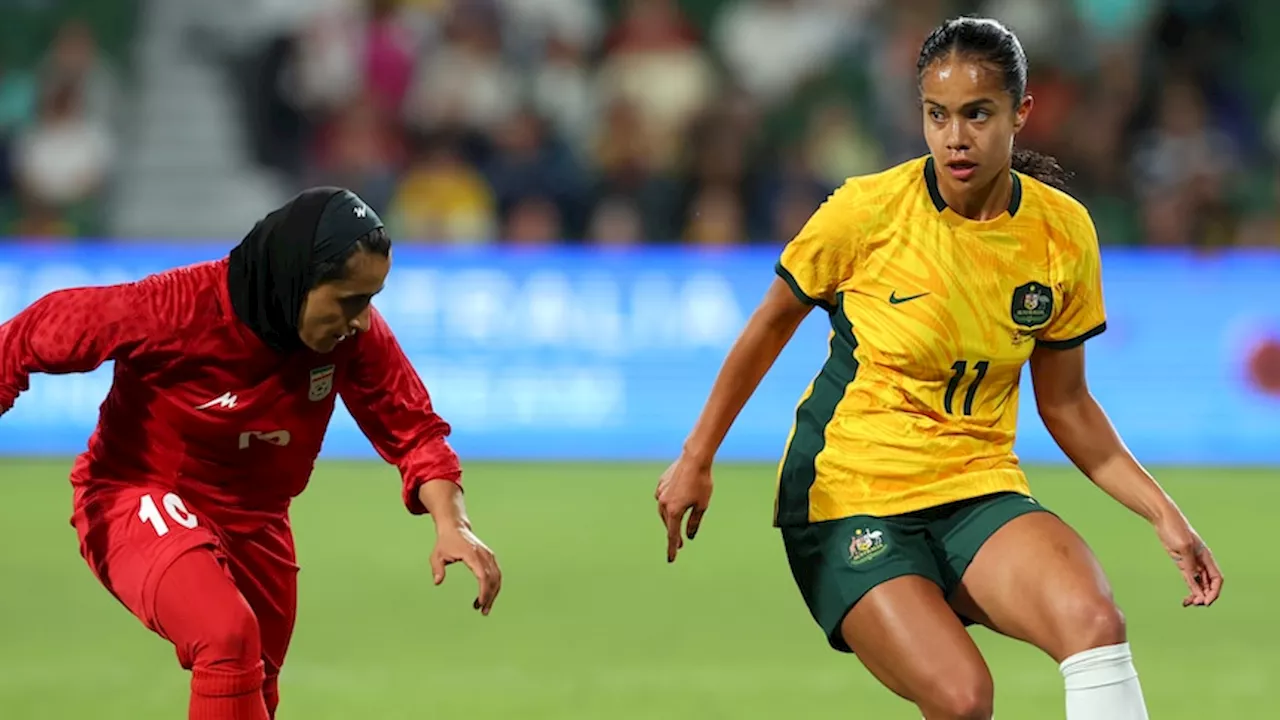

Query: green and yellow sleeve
(775, 180), (862, 312)
(1039, 212), (1108, 349)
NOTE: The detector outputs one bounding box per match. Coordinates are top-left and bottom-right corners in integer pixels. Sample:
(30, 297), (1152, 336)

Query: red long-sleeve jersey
(0, 259), (460, 531)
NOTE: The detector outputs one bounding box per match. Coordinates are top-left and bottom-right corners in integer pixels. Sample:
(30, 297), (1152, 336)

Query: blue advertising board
(0, 243), (1277, 465)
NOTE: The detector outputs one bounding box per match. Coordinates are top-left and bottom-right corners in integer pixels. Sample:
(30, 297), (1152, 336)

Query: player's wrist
(1146, 494), (1184, 527)
(432, 515), (473, 535)
(417, 478), (470, 530)
(680, 441), (716, 470)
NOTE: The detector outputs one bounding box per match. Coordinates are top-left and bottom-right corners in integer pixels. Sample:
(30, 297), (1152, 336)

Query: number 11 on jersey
(945, 360), (989, 416)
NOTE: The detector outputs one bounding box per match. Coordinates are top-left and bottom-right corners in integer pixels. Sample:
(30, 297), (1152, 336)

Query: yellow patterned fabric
(773, 155), (1106, 526)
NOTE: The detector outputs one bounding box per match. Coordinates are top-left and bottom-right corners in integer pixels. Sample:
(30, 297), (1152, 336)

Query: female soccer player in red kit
(0, 187), (502, 719)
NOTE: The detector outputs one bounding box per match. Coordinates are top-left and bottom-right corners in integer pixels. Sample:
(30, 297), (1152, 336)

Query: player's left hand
(430, 525), (502, 615)
(1154, 513), (1223, 608)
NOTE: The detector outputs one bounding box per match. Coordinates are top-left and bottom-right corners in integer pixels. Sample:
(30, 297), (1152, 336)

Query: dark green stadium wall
(0, 0), (140, 71)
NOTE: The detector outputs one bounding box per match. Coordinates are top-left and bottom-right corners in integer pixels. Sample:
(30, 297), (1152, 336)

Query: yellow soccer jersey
(773, 155), (1107, 526)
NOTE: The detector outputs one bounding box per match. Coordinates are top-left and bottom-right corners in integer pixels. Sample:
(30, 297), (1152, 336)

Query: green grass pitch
(0, 460), (1275, 718)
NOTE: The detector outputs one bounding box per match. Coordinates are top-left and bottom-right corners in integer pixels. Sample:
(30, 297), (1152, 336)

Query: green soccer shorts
(780, 491), (1053, 652)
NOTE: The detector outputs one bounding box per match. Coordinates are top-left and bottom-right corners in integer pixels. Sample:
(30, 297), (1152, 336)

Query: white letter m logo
(196, 392), (238, 410)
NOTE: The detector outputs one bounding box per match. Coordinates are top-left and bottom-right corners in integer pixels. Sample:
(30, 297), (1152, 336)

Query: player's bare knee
(1062, 596), (1126, 657)
(1084, 600), (1127, 647)
(919, 667), (993, 720)
(922, 677), (994, 720)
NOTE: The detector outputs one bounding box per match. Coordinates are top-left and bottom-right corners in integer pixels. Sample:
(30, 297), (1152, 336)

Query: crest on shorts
(848, 528), (887, 566)
(1011, 282), (1053, 327)
(309, 365), (335, 402)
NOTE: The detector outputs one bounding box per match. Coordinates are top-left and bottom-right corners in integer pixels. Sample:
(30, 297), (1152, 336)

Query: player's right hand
(655, 454), (714, 563)
(430, 526), (502, 616)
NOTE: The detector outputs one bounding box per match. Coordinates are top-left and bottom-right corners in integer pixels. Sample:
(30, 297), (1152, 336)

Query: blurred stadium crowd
(0, 0), (1277, 247)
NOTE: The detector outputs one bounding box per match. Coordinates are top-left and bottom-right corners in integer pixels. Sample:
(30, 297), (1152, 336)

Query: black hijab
(227, 187), (385, 353)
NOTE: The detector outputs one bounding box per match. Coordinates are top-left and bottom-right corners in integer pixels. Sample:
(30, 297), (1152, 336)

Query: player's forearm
(684, 297), (805, 465)
(1039, 393), (1178, 524)
(417, 479), (472, 531)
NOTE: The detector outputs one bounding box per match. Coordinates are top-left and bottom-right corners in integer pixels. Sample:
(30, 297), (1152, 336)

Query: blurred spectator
(386, 130), (497, 244)
(978, 0), (1075, 65)
(803, 101), (882, 188)
(483, 108), (589, 238)
(40, 20), (121, 130)
(404, 0), (520, 133)
(291, 5), (364, 115)
(11, 78), (114, 236)
(1132, 75), (1241, 246)
(363, 0), (419, 117)
(864, 0), (942, 164)
(529, 35), (597, 160)
(684, 184), (746, 247)
(595, 0), (717, 173)
(713, 0), (868, 108)
(768, 142), (832, 241)
(505, 195), (563, 245)
(496, 0), (603, 58)
(591, 97), (679, 241)
(588, 195), (645, 247)
(674, 101), (762, 241)
(1063, 43), (1142, 197)
(306, 95), (403, 211)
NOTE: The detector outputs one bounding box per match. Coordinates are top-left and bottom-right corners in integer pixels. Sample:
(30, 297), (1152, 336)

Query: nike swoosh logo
(889, 291), (930, 304)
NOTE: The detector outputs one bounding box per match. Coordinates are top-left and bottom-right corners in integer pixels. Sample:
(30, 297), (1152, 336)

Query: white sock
(1060, 642), (1149, 719)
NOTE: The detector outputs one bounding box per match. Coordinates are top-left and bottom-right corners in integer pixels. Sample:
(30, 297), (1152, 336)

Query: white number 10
(138, 493), (199, 537)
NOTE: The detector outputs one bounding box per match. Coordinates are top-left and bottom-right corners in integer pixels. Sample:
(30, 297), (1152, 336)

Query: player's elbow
(1036, 396), (1085, 439)
(1035, 386), (1100, 453)
(1033, 373), (1093, 432)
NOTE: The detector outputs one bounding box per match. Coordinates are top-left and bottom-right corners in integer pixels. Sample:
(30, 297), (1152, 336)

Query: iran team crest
(309, 365), (335, 402)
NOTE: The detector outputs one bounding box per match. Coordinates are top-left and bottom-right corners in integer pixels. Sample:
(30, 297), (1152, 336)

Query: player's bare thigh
(949, 511), (1124, 663)
(841, 576), (994, 720)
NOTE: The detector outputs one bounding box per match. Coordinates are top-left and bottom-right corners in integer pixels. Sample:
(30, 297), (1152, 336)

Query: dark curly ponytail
(1011, 148), (1071, 189)
(917, 17), (1072, 190)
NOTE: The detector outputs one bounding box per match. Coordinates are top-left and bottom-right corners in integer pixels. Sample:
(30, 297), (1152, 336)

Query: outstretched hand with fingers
(430, 525), (502, 615)
(1154, 513), (1223, 608)
(655, 455), (714, 563)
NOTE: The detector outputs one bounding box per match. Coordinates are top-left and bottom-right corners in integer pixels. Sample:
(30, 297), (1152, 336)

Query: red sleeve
(0, 282), (162, 416)
(339, 306), (461, 515)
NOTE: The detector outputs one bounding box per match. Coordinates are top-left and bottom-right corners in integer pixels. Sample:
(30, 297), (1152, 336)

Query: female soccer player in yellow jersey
(656, 16), (1224, 720)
